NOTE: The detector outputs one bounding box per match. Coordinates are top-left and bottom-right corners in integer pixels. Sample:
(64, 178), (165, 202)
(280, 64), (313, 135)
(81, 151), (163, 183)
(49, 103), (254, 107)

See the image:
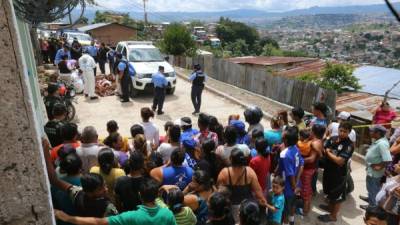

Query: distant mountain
(70, 2), (400, 23)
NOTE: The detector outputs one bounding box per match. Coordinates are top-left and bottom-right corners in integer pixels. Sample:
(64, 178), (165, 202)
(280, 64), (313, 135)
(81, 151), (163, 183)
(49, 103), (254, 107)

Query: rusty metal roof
(336, 92), (400, 121)
(227, 56), (318, 66)
(277, 60), (327, 78)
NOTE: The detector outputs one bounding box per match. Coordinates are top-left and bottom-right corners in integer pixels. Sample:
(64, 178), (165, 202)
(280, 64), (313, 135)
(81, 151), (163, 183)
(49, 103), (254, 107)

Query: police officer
(189, 64), (207, 115)
(117, 56), (132, 103)
(152, 66), (168, 115)
(87, 40), (98, 76)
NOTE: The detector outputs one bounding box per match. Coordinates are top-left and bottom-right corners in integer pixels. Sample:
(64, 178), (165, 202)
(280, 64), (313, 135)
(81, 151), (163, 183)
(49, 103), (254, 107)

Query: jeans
(366, 175), (382, 206)
(191, 85), (204, 112)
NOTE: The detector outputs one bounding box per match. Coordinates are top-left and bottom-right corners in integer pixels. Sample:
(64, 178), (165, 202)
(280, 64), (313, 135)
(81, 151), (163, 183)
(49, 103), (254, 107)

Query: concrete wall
(0, 1), (53, 224)
(89, 24), (137, 47)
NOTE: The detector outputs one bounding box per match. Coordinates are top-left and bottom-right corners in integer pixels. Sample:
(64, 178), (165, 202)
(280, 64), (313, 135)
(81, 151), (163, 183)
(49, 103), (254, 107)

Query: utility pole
(143, 0), (148, 25)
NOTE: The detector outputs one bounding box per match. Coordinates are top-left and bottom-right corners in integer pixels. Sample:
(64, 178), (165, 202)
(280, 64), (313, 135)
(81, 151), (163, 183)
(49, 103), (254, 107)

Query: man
(71, 38), (82, 60)
(44, 84), (62, 120)
(359, 125), (392, 209)
(87, 41), (98, 76)
(278, 127), (304, 225)
(326, 111), (356, 143)
(97, 43), (108, 75)
(150, 149), (193, 190)
(318, 122), (354, 223)
(117, 56), (132, 103)
(176, 117), (199, 142)
(79, 50), (98, 100)
(76, 126), (101, 174)
(189, 64), (207, 115)
(55, 178), (177, 225)
(289, 107), (306, 130)
(55, 44), (71, 65)
(151, 66), (168, 115)
(50, 122), (81, 164)
(44, 103), (67, 147)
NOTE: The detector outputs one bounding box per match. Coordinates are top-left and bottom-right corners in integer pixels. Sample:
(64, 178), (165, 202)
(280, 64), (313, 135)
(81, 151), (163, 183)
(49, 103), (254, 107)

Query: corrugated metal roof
(227, 56), (318, 66)
(353, 66), (400, 99)
(277, 60), (326, 78)
(78, 23), (112, 32)
(336, 92), (400, 121)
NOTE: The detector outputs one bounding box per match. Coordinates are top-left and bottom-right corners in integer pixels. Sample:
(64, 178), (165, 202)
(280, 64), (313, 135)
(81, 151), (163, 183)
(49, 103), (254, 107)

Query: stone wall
(0, 0), (53, 224)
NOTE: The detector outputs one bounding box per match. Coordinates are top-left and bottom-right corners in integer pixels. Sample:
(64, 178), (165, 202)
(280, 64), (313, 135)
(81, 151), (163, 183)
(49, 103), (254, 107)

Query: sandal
(317, 214), (337, 223)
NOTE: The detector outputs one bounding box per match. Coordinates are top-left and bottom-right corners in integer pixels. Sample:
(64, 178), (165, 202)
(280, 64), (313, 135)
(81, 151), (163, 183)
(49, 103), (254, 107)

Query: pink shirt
(373, 109), (397, 128)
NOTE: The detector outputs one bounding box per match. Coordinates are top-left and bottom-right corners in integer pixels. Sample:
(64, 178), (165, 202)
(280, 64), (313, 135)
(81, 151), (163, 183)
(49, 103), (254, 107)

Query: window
(128, 48), (164, 62)
(122, 47), (127, 58)
(116, 44), (122, 53)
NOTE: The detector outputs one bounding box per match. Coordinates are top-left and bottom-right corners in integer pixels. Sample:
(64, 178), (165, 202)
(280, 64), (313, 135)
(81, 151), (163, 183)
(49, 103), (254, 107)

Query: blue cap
(182, 138), (197, 149)
(230, 120), (246, 132)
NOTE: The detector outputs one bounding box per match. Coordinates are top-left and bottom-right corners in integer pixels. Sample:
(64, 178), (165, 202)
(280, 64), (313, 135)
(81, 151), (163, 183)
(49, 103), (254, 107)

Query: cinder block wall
(0, 1), (53, 224)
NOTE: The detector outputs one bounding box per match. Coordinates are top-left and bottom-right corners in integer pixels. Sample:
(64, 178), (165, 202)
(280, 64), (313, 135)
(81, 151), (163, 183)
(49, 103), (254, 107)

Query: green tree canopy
(225, 39), (249, 57)
(216, 17), (259, 52)
(160, 23), (196, 56)
(318, 63), (361, 93)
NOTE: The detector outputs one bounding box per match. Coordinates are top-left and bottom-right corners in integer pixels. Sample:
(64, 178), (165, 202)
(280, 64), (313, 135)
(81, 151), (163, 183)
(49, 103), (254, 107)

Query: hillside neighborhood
(3, 1), (400, 225)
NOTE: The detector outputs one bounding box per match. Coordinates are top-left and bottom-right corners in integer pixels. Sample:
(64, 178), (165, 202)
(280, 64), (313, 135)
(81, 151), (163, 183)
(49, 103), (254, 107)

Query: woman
(140, 107), (160, 148)
(183, 170), (216, 225)
(105, 132), (128, 168)
(209, 116), (224, 146)
(216, 126), (251, 165)
(239, 200), (261, 225)
(217, 148), (267, 223)
(134, 134), (163, 175)
(90, 148), (125, 202)
(206, 192), (235, 225)
(197, 139), (224, 181)
(167, 188), (197, 225)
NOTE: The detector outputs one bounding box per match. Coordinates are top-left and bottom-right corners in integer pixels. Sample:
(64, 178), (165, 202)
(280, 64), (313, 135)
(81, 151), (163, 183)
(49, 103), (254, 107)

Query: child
(107, 132), (128, 168)
(364, 206), (386, 225)
(166, 188), (197, 225)
(267, 177), (285, 225)
(250, 129), (264, 157)
(249, 138), (271, 193)
(297, 129), (311, 158)
(68, 173), (118, 217)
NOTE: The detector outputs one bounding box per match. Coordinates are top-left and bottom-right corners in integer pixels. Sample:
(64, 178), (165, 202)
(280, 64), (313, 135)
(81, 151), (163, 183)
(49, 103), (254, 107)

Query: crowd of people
(41, 92), (400, 225)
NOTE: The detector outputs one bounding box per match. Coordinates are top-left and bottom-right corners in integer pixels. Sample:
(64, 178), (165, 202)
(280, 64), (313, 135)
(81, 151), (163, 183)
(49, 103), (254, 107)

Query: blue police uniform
(151, 71), (168, 114)
(189, 70), (207, 113)
(54, 49), (71, 65)
(117, 60), (132, 102)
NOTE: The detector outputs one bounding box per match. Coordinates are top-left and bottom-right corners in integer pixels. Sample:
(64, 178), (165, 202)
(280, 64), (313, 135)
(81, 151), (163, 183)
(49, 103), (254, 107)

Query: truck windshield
(129, 48), (164, 62)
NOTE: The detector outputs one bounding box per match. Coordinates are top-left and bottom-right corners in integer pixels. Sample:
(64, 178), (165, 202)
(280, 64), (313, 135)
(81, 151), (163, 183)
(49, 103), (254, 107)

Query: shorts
(326, 177), (347, 203)
(283, 195), (296, 218)
(301, 168), (315, 202)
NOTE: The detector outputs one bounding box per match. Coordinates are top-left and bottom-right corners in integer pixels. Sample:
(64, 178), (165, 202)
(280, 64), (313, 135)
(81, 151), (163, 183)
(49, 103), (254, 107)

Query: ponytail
(97, 148), (115, 175)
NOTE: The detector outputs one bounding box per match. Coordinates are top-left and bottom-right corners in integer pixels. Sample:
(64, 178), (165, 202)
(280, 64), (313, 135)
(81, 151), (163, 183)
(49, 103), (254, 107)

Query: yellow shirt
(99, 136), (130, 152)
(89, 166), (125, 201)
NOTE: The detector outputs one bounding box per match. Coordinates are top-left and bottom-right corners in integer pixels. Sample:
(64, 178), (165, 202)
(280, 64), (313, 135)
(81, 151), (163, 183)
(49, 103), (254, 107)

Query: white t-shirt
(157, 143), (179, 164)
(76, 144), (100, 174)
(328, 122), (357, 143)
(141, 122), (160, 146)
(78, 54), (96, 73)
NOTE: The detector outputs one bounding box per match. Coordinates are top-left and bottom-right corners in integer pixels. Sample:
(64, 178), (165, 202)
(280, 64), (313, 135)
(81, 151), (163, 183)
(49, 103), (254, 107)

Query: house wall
(88, 25), (137, 47)
(0, 0), (53, 224)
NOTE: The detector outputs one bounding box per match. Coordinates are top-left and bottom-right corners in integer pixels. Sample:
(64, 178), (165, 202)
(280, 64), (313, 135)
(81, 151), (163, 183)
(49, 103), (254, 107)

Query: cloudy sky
(95, 0), (391, 12)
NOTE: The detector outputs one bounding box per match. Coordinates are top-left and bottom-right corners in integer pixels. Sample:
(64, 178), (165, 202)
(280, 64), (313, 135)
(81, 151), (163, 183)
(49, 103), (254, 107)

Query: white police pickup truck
(115, 41), (177, 97)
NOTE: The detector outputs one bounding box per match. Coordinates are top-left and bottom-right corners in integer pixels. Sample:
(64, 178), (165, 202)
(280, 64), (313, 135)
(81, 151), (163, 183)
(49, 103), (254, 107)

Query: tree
(225, 39), (249, 57)
(93, 11), (136, 27)
(261, 43), (283, 56)
(79, 16), (89, 24)
(216, 17), (259, 52)
(160, 23), (196, 56)
(318, 63), (361, 93)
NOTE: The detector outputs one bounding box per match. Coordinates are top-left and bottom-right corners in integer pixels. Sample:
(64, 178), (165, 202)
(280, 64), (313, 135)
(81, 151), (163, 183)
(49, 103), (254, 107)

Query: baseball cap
(229, 120), (246, 132)
(337, 111), (351, 120)
(175, 117), (192, 126)
(182, 138), (197, 149)
(369, 125), (387, 133)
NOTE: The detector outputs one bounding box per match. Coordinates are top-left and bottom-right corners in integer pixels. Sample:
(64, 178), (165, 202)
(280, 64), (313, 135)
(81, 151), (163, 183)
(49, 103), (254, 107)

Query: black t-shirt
(206, 216), (235, 225)
(44, 120), (65, 147)
(58, 61), (71, 74)
(324, 136), (354, 177)
(114, 176), (145, 212)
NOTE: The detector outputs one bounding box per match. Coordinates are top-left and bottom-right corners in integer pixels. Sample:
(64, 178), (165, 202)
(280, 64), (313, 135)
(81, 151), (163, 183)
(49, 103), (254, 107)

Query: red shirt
(249, 155), (271, 191)
(50, 142), (80, 164)
(373, 108), (397, 129)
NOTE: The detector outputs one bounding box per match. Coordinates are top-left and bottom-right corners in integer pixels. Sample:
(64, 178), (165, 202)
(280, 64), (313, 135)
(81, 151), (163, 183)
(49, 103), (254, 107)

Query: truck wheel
(130, 88), (139, 98)
(166, 87), (175, 95)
